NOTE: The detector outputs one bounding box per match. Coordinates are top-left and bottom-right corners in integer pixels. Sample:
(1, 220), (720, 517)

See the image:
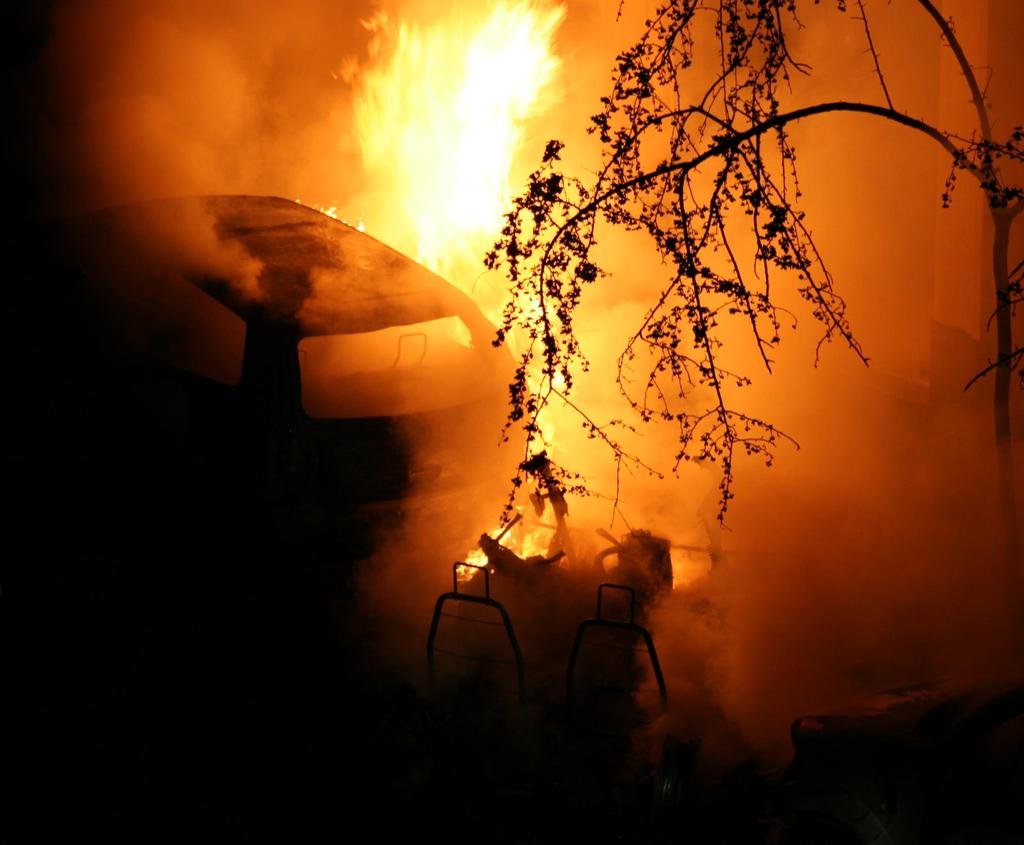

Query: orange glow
(341, 3), (596, 572)
(446, 315), (474, 349)
(350, 1), (565, 312)
(295, 198), (365, 231)
(459, 507), (563, 583)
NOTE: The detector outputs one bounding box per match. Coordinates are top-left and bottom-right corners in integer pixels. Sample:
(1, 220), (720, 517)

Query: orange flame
(344, 2), (574, 565)
(460, 506), (563, 583)
(350, 1), (565, 315)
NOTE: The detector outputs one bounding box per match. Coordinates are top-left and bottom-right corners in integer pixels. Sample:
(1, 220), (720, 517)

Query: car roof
(51, 194), (495, 343)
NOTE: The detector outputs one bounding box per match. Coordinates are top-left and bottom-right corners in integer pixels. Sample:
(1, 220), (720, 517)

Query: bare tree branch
(489, 0), (1022, 523)
(965, 347), (1024, 391)
(855, 0), (895, 110)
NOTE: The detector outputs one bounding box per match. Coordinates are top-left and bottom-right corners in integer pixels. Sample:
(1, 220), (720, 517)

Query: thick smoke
(15, 0), (379, 217)
(17, 0), (1023, 773)
(546, 0), (1024, 767)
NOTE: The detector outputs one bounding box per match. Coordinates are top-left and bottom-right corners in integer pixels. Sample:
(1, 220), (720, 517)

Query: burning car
(23, 194), (514, 562)
(13, 194), (521, 836)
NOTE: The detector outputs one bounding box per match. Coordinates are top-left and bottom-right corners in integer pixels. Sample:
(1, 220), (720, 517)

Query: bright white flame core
(352, 2), (565, 289)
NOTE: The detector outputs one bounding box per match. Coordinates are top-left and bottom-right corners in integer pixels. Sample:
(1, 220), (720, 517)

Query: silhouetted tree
(488, 0), (1023, 553)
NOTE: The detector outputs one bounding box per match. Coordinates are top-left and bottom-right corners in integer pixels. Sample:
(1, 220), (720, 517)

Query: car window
(298, 316), (489, 418)
(100, 270), (247, 386)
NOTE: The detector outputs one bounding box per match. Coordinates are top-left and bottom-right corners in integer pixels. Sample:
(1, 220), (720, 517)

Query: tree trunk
(991, 208), (1020, 570)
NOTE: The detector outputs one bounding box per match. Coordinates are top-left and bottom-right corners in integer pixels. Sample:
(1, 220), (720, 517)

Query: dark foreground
(10, 201), (1022, 844)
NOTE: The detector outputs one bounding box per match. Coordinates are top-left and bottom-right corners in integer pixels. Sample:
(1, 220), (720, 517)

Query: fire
(343, 2), (578, 571)
(459, 507), (562, 583)
(294, 199), (365, 231)
(349, 1), (565, 316)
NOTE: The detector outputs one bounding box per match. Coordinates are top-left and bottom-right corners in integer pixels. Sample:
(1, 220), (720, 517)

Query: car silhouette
(20, 194), (514, 564)
(779, 678), (1024, 844)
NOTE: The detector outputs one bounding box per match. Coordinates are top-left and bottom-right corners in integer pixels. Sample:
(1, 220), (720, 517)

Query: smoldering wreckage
(15, 195), (1023, 843)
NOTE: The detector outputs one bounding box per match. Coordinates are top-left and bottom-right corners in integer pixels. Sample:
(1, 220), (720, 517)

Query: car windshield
(298, 315), (493, 418)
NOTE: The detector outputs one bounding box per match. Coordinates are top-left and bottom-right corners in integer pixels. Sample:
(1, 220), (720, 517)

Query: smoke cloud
(16, 0), (1023, 775)
(15, 0), (376, 217)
